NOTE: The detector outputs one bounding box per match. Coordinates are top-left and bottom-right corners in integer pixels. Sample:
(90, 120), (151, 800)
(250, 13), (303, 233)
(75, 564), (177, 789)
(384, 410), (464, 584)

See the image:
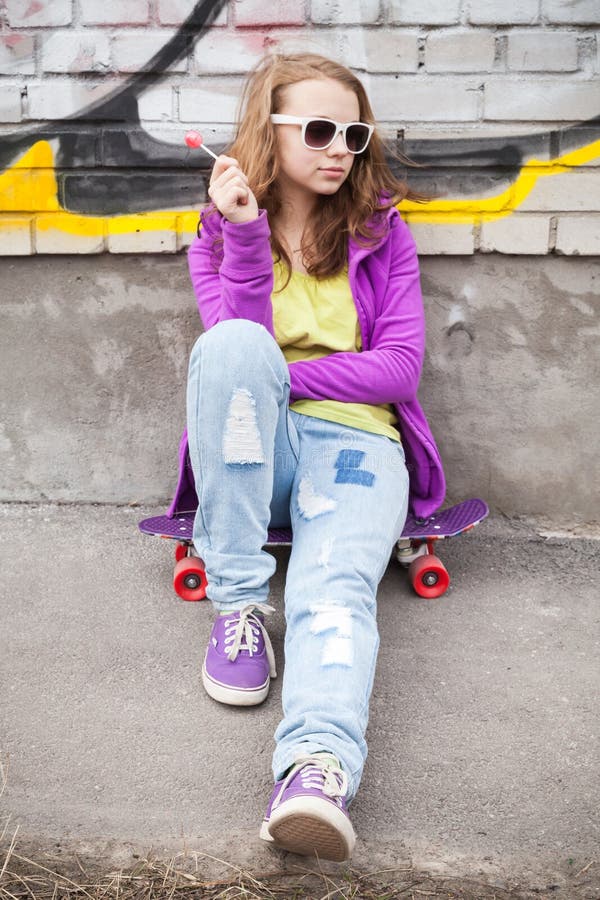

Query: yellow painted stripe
(401, 139), (600, 224)
(0, 137), (599, 237)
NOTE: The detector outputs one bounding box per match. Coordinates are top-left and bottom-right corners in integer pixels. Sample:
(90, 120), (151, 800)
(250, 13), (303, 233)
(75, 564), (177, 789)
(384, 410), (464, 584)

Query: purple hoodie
(168, 204), (446, 519)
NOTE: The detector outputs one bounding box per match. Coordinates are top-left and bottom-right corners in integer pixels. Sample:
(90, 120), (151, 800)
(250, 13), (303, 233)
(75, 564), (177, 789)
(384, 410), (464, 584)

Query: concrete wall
(1, 253), (597, 524)
(0, 0), (599, 523)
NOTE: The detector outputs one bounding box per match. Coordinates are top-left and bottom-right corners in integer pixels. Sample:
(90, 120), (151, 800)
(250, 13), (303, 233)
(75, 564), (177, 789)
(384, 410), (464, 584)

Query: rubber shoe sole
(261, 797), (355, 862)
(201, 663), (269, 706)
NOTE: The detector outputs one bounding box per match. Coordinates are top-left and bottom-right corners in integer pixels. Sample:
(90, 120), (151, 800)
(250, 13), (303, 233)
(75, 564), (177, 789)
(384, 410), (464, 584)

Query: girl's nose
(327, 131), (348, 155)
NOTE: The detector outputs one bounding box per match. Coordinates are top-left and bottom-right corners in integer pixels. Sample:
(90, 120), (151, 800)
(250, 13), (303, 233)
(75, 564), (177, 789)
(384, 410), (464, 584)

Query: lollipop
(184, 130), (218, 160)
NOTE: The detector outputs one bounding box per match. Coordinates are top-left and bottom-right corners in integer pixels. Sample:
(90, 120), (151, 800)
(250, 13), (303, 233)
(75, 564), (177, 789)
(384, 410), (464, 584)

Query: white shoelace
(272, 754), (348, 811)
(223, 603), (277, 678)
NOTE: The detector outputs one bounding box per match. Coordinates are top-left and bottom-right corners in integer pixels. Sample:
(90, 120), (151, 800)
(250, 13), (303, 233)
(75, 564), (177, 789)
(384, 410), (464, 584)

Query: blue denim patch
(334, 449), (375, 487)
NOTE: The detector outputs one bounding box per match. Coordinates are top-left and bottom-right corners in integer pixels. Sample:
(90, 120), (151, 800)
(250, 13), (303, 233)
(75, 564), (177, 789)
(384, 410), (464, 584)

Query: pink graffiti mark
(3, 35), (27, 49)
(72, 47), (102, 72)
(237, 31), (278, 54)
(24, 1), (44, 18)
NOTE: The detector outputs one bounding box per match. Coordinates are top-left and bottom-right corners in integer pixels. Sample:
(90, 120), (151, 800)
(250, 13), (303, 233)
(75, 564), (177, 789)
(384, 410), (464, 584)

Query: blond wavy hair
(209, 52), (425, 280)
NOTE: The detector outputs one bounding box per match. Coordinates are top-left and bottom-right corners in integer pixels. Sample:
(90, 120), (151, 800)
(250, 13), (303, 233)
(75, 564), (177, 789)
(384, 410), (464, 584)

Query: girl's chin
(314, 180), (345, 195)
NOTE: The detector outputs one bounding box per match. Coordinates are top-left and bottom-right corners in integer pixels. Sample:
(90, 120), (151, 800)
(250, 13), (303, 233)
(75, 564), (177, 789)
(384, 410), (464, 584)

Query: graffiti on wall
(0, 0), (599, 247)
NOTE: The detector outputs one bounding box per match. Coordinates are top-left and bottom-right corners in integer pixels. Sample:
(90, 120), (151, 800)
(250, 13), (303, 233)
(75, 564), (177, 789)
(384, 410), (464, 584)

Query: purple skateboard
(139, 498), (488, 601)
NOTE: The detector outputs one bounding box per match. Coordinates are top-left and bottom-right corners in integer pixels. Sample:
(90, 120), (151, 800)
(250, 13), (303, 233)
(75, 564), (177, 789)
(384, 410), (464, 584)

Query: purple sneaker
(202, 603), (276, 706)
(259, 754), (356, 861)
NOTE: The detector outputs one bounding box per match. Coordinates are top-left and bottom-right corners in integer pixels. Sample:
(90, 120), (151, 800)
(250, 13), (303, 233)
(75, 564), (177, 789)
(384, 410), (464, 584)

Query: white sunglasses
(270, 114), (374, 154)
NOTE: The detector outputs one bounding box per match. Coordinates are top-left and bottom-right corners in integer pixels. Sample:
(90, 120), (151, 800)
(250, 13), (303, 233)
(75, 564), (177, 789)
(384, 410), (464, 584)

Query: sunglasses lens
(304, 119), (337, 148)
(346, 124), (370, 152)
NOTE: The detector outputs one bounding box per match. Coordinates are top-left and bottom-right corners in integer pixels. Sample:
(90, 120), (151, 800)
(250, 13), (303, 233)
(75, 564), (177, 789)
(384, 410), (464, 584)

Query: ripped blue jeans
(186, 319), (410, 799)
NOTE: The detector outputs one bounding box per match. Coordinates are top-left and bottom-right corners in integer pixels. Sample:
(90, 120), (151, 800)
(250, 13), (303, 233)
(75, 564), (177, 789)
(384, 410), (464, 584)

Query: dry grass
(0, 839), (569, 900)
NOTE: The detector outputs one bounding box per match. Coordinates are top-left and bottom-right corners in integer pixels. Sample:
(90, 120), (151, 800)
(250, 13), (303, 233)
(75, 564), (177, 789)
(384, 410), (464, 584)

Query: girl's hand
(208, 156), (259, 224)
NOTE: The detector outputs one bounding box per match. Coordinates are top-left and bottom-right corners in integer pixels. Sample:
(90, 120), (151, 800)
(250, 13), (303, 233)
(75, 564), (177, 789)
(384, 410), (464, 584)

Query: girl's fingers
(208, 178), (250, 204)
(210, 155), (239, 180)
(232, 186), (249, 206)
(210, 166), (249, 193)
(208, 180), (251, 213)
(214, 171), (249, 193)
(209, 165), (252, 198)
(209, 157), (248, 187)
(206, 156), (257, 220)
(209, 177), (248, 210)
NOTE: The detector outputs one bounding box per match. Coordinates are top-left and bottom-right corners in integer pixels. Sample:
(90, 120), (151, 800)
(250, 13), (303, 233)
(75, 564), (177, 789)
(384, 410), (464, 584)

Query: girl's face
(274, 77), (361, 204)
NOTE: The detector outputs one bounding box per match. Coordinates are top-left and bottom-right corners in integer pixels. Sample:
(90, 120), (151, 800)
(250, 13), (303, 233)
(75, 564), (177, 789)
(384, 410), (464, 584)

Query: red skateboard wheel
(409, 554), (450, 599)
(173, 556), (208, 601)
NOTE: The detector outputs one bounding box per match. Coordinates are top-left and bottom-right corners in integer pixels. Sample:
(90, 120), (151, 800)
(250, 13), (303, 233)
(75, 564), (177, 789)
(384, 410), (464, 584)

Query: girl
(171, 52), (445, 861)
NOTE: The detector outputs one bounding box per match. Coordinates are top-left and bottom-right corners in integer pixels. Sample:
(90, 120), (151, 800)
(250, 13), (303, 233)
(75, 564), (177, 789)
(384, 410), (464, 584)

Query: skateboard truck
(140, 498), (488, 602)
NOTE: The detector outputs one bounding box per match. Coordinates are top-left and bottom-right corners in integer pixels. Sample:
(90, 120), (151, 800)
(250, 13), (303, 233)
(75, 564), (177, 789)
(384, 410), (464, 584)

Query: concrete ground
(0, 503), (599, 896)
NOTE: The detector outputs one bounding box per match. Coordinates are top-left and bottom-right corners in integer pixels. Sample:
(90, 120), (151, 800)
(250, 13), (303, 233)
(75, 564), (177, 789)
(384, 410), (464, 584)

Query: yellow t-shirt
(272, 260), (400, 442)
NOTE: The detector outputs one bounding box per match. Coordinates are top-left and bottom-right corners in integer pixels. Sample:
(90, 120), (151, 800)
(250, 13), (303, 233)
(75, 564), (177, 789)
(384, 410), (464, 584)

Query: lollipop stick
(198, 143), (219, 161)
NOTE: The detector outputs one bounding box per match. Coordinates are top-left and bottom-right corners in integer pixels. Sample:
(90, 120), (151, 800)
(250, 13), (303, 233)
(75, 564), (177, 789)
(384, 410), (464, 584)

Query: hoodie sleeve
(187, 206), (275, 334)
(287, 215), (425, 405)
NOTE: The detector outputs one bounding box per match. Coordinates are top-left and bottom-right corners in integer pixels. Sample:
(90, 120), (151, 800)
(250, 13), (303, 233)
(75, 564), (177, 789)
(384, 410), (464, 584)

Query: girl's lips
(319, 167), (345, 176)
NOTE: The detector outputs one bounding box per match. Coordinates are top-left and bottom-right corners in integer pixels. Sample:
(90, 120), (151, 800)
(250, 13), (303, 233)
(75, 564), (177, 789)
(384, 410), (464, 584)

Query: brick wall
(0, 0), (599, 255)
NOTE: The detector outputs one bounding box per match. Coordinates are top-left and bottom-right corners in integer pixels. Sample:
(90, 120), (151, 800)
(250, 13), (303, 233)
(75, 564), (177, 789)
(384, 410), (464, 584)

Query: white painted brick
(179, 81), (243, 123)
(177, 212), (200, 250)
(237, 27), (344, 61)
(158, 0), (227, 26)
(26, 81), (118, 120)
(79, 0), (149, 25)
(480, 215), (551, 254)
(137, 86), (175, 121)
(234, 27), (379, 67)
(5, 0), (72, 27)
(426, 30), (496, 73)
(42, 31), (111, 74)
(543, 0), (600, 25)
(555, 215), (600, 254)
(406, 220), (475, 254)
(519, 170), (600, 212)
(370, 76), (481, 122)
(108, 216), (178, 252)
(235, 0), (306, 26)
(311, 0), (380, 25)
(0, 86), (22, 123)
(270, 27), (418, 72)
(35, 216), (105, 253)
(485, 77), (600, 121)
(387, 0), (461, 25)
(469, 0), (539, 24)
(193, 30), (265, 74)
(0, 35), (36, 75)
(343, 29), (419, 73)
(0, 217), (33, 255)
(112, 31), (187, 73)
(507, 31), (579, 72)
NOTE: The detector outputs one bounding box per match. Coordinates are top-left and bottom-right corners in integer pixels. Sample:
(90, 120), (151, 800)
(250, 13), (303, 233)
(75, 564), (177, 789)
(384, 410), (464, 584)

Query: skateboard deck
(139, 498), (488, 601)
